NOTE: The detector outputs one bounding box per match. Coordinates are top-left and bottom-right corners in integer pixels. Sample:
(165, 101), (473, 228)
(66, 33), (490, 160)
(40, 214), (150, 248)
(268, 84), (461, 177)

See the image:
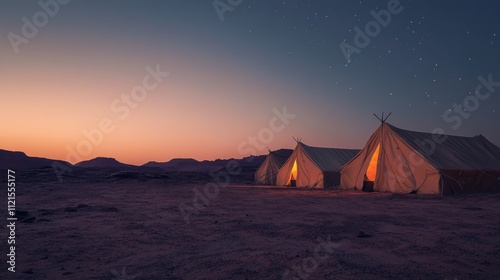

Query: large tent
(255, 149), (293, 185)
(276, 142), (360, 189)
(340, 122), (500, 195)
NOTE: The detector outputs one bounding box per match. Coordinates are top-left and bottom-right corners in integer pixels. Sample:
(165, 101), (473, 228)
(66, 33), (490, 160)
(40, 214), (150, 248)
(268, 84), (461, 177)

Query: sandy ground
(2, 171), (500, 280)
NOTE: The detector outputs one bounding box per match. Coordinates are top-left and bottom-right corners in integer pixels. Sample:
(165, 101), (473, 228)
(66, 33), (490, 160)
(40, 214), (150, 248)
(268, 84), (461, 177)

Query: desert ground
(2, 169), (500, 280)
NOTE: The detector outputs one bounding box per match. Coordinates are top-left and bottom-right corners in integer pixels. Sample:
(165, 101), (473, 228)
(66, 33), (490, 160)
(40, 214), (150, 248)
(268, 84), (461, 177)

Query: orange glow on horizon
(0, 37), (363, 166)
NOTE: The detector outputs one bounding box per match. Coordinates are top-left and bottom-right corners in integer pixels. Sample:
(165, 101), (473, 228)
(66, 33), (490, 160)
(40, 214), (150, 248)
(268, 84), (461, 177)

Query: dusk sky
(1, 0), (499, 165)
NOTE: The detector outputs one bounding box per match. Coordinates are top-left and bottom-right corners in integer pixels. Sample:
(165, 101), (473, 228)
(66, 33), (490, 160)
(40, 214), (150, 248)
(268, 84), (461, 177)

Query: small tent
(276, 142), (360, 189)
(340, 122), (500, 195)
(255, 149), (293, 185)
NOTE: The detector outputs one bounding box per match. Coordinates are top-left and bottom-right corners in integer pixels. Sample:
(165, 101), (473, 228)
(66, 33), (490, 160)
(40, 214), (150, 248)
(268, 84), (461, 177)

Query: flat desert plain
(3, 171), (500, 280)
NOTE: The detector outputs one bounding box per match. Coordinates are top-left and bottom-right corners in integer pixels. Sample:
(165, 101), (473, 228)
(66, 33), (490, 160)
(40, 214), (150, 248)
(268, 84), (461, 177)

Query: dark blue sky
(1, 0), (499, 163)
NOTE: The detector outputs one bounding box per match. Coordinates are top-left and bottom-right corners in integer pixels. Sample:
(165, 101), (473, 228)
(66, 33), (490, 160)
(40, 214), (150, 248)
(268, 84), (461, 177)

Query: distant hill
(0, 149), (72, 170)
(0, 148), (279, 173)
(143, 158), (201, 172)
(272, 149), (294, 157)
(143, 154), (267, 172)
(75, 157), (137, 169)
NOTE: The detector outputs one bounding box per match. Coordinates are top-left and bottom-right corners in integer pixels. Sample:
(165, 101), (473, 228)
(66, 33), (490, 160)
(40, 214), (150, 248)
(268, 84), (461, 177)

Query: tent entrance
(364, 144), (380, 191)
(366, 144), (380, 181)
(289, 160), (298, 186)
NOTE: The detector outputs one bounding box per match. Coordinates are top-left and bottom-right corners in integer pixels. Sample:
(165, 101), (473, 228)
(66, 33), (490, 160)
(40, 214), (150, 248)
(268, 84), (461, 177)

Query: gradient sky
(1, 0), (499, 165)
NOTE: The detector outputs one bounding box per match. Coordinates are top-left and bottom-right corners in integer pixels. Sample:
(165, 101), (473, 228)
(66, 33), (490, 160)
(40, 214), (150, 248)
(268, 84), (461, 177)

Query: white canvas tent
(255, 149), (293, 185)
(276, 142), (360, 189)
(340, 122), (500, 195)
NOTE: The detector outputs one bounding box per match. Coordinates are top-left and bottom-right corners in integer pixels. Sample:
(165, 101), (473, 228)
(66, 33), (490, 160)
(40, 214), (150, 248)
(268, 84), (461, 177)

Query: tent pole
(373, 113), (382, 122)
(384, 112), (392, 122)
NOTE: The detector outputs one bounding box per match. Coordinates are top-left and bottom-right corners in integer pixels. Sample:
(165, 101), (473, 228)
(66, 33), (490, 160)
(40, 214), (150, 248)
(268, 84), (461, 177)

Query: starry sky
(1, 0), (499, 165)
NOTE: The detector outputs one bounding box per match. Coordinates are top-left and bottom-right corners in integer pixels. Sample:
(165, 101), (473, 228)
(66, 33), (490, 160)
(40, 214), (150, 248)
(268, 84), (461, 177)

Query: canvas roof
(389, 124), (500, 170)
(299, 143), (360, 172)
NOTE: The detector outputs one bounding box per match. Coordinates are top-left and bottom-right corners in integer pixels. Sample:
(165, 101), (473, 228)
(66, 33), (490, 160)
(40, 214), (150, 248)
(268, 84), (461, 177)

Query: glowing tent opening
(290, 160), (298, 184)
(366, 144), (380, 181)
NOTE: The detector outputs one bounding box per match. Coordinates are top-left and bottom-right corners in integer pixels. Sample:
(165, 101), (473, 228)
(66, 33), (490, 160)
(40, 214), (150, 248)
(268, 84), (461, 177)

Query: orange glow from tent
(290, 160), (298, 182)
(366, 144), (380, 181)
